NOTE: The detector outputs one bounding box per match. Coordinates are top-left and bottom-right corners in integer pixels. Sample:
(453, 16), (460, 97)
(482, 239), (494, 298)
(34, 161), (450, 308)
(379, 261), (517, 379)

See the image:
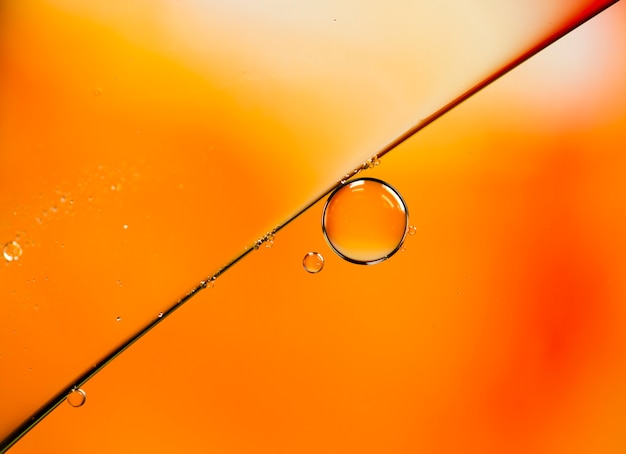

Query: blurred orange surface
(1, 0), (625, 453)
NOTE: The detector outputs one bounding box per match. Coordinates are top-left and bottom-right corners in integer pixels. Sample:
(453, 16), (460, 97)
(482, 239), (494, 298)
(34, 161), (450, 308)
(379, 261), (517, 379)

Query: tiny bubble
(93, 87), (103, 96)
(116, 280), (122, 286)
(116, 316), (121, 322)
(303, 252), (324, 274)
(3, 241), (23, 262)
(67, 388), (87, 407)
(60, 196), (66, 203)
(265, 240), (274, 248)
(123, 224), (128, 230)
(408, 225), (417, 236)
(158, 312), (163, 318)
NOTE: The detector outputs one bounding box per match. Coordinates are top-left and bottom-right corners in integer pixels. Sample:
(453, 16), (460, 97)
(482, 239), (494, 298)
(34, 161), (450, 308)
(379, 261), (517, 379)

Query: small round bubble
(67, 388), (87, 407)
(3, 241), (23, 262)
(322, 178), (408, 265)
(303, 252), (324, 274)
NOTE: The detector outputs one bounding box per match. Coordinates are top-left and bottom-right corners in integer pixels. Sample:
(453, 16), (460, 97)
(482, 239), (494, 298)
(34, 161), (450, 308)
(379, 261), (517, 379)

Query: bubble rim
(321, 177), (409, 265)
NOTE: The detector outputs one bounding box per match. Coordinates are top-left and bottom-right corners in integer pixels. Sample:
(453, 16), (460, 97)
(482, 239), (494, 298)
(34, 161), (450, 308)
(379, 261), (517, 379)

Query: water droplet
(408, 225), (417, 236)
(3, 241), (23, 262)
(303, 252), (324, 274)
(116, 316), (121, 322)
(322, 178), (408, 265)
(67, 388), (87, 407)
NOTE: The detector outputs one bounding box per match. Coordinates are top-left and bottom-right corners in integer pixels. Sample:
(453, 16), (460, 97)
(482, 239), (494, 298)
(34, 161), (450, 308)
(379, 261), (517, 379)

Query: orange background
(1, 1), (625, 453)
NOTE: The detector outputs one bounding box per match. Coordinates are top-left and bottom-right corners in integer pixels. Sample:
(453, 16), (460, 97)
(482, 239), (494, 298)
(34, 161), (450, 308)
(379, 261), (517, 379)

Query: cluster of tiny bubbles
(67, 388), (87, 408)
(201, 275), (217, 289)
(3, 241), (23, 262)
(398, 225), (418, 253)
(322, 178), (408, 265)
(338, 155), (381, 185)
(340, 167), (362, 185)
(302, 252), (324, 274)
(253, 229), (278, 250)
(362, 155), (381, 170)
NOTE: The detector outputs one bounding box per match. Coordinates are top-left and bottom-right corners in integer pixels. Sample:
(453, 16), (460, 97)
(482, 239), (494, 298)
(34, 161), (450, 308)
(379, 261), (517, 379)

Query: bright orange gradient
(1, 0), (625, 453)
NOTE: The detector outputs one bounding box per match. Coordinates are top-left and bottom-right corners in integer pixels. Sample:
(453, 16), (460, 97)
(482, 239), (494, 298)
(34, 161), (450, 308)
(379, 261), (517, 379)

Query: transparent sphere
(302, 252), (324, 274)
(322, 178), (408, 265)
(66, 388), (87, 408)
(3, 241), (23, 262)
